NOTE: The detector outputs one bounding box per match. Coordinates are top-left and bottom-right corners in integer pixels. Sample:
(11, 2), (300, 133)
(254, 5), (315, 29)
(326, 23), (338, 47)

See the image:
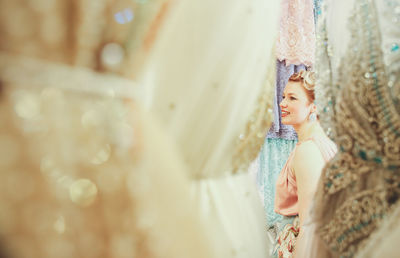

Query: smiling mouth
(281, 111), (290, 117)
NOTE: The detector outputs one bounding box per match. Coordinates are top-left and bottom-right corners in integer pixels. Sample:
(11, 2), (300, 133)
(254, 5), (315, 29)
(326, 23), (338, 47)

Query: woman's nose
(280, 99), (287, 108)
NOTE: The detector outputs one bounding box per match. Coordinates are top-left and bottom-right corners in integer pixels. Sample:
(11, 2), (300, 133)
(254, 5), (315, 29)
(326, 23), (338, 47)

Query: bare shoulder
(293, 140), (324, 173)
(294, 141), (321, 160)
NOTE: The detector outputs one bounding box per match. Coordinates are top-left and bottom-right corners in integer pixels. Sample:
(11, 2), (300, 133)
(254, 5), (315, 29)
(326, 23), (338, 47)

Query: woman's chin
(281, 118), (291, 125)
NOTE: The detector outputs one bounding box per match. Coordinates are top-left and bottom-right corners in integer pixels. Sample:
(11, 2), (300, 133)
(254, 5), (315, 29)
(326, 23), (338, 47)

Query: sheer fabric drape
(137, 0), (280, 257)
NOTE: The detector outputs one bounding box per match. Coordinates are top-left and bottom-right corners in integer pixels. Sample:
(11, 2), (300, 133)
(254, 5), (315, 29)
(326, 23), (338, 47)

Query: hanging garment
(137, 0), (281, 257)
(258, 138), (297, 228)
(0, 1), (227, 257)
(311, 0), (400, 257)
(252, 138), (297, 256)
(253, 139), (292, 257)
(276, 0), (316, 66)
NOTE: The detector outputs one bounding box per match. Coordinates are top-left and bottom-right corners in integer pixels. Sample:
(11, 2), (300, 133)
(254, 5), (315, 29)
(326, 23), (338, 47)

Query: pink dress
(272, 136), (337, 258)
(276, 0), (316, 67)
(275, 136), (337, 216)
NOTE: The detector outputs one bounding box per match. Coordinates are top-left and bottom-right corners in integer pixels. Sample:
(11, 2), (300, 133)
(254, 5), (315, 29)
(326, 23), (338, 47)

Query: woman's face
(280, 81), (314, 126)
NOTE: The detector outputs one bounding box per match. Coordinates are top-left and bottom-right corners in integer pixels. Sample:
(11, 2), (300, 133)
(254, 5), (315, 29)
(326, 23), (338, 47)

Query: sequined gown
(309, 0), (400, 257)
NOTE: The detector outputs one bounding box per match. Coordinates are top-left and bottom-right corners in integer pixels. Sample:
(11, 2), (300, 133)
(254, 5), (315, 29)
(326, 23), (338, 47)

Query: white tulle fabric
(139, 0), (279, 179)
(138, 0), (280, 257)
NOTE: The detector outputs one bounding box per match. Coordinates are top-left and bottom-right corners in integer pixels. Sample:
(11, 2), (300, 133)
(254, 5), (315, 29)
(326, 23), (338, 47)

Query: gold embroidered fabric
(313, 0), (400, 257)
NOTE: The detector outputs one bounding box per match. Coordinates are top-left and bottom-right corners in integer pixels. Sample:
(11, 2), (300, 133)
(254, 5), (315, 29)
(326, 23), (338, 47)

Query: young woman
(272, 70), (337, 257)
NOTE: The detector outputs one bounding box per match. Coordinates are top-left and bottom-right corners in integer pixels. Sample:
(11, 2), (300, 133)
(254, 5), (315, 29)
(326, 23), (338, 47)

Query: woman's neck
(293, 120), (324, 142)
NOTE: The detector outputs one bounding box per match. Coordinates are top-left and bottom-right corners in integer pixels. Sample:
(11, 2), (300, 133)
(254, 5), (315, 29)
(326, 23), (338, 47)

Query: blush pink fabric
(274, 136), (337, 216)
(276, 0), (316, 66)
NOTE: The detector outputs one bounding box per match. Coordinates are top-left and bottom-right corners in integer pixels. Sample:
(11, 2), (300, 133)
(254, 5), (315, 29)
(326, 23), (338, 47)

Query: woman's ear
(310, 102), (317, 113)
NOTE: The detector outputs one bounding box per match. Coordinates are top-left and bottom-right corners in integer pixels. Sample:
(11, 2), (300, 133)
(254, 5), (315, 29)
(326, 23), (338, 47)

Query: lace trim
(276, 0), (316, 66)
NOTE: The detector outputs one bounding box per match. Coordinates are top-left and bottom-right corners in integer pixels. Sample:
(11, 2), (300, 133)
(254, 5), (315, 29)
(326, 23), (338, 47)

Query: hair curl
(288, 70), (316, 103)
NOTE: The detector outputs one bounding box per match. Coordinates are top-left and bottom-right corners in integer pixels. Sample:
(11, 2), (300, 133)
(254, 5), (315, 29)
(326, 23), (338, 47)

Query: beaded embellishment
(314, 0), (400, 256)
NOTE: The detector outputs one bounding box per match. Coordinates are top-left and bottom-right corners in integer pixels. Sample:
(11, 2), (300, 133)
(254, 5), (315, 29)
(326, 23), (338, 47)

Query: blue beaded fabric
(257, 137), (297, 228)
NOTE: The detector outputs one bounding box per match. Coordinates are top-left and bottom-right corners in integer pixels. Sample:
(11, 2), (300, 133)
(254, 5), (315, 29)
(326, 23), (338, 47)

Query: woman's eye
(290, 97), (296, 100)
(282, 96), (285, 99)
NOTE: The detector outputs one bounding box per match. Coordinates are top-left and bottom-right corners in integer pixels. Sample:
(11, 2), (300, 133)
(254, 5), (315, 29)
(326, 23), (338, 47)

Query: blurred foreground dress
(138, 0), (280, 257)
(0, 0), (224, 257)
(0, 0), (281, 257)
